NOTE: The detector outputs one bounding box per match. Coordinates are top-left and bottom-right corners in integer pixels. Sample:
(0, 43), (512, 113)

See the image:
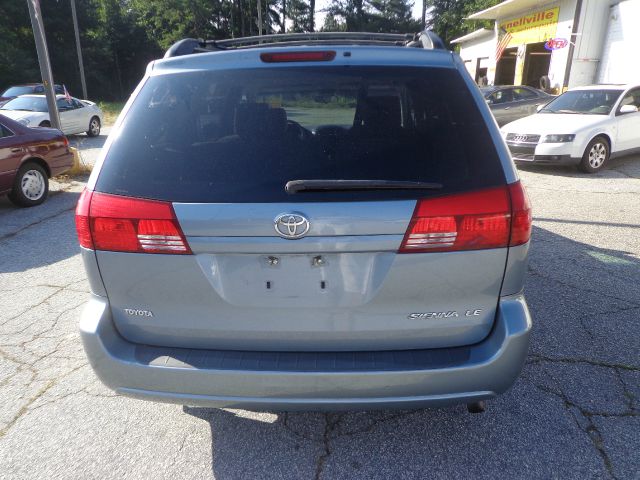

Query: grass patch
(97, 101), (125, 126)
(66, 147), (93, 176)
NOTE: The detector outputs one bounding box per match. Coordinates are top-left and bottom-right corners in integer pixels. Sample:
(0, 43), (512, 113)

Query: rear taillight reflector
(75, 188), (93, 249)
(74, 190), (192, 255)
(399, 183), (531, 253)
(260, 51), (336, 63)
(507, 181), (532, 246)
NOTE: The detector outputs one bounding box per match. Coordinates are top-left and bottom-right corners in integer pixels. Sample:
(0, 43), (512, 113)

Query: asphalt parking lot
(0, 145), (639, 479)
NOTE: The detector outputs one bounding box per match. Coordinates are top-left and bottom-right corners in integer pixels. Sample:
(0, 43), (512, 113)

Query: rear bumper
(80, 293), (531, 411)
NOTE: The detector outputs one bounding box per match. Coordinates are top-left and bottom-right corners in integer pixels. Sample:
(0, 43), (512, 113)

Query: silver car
(482, 85), (553, 126)
(76, 32), (533, 413)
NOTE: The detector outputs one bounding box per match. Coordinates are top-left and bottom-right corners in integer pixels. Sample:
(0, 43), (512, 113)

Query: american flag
(63, 84), (72, 104)
(495, 31), (513, 62)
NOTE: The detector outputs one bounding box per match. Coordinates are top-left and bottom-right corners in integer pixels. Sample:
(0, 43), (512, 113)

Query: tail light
(75, 190), (192, 254)
(399, 182), (531, 253)
(260, 51), (336, 63)
(507, 181), (532, 246)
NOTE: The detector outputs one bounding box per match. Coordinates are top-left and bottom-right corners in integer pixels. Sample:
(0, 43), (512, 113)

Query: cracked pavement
(1, 154), (639, 479)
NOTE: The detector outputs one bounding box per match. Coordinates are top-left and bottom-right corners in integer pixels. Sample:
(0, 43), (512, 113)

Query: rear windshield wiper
(285, 179), (443, 194)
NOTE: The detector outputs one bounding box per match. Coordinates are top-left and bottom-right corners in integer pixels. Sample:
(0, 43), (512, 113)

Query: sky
(314, 0), (424, 28)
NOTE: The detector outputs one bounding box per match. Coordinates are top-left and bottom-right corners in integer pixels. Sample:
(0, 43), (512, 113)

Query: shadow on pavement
(68, 133), (108, 150)
(180, 224), (639, 479)
(0, 190), (81, 273)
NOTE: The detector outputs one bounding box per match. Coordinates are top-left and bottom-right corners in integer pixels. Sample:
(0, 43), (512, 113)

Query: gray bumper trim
(513, 154), (579, 165)
(80, 293), (531, 410)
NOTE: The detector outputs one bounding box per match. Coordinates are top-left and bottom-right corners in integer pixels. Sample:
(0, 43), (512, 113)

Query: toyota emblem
(274, 213), (310, 239)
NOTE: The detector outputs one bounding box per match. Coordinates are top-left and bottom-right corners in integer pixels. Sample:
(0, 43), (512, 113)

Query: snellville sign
(500, 7), (559, 33)
(498, 7), (560, 45)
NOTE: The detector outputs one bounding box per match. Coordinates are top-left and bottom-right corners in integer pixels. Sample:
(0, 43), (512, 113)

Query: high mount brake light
(75, 190), (192, 255)
(399, 182), (531, 253)
(260, 51), (336, 63)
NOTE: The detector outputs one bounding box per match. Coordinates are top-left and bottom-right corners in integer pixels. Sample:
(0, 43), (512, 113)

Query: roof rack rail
(164, 30), (446, 58)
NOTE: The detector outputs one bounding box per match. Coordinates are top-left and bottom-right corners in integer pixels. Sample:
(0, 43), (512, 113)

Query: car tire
(87, 116), (101, 137)
(579, 136), (610, 173)
(39, 121), (51, 128)
(8, 162), (49, 207)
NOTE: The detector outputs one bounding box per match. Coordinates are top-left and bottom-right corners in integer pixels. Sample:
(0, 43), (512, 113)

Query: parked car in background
(0, 94), (103, 137)
(0, 113), (73, 206)
(481, 85), (553, 126)
(502, 84), (640, 172)
(77, 32), (532, 414)
(0, 84), (64, 107)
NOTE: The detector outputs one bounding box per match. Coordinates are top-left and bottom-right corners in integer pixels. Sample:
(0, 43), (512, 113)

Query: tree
(367, 0), (420, 33)
(308, 0), (316, 31)
(287, 0), (310, 32)
(1, 0), (455, 102)
(327, 0), (418, 33)
(424, 0), (501, 48)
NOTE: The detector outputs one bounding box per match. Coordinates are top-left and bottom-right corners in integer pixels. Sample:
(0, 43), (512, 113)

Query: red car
(0, 113), (73, 207)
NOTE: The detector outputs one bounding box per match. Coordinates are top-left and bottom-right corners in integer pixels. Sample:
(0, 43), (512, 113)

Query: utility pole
(27, 0), (60, 130)
(257, 0), (263, 36)
(70, 0), (88, 99)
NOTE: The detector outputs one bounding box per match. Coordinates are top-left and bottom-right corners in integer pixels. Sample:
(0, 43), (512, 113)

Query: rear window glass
(96, 66), (505, 203)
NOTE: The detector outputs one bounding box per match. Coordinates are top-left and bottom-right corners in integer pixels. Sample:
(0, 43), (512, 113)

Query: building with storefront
(453, 0), (640, 91)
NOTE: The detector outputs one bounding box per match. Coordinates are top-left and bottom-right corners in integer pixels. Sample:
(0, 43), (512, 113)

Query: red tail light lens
(75, 188), (93, 249)
(74, 190), (191, 254)
(399, 182), (531, 253)
(260, 51), (336, 63)
(508, 181), (532, 246)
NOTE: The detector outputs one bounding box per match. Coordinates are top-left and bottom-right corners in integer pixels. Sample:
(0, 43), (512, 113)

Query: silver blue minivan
(76, 32), (532, 413)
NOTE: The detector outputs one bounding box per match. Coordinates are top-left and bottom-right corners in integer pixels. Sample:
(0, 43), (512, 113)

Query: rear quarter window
(96, 66), (505, 203)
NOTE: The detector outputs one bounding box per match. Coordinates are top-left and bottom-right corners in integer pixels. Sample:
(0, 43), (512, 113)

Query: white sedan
(0, 94), (104, 137)
(501, 84), (640, 172)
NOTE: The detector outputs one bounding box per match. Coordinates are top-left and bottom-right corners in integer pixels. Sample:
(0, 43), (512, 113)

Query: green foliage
(0, 0), (476, 101)
(325, 0), (419, 33)
(97, 100), (126, 124)
(424, 0), (501, 48)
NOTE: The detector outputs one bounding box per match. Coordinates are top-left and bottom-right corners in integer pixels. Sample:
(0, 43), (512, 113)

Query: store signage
(500, 7), (559, 33)
(545, 38), (569, 50)
(498, 7), (560, 45)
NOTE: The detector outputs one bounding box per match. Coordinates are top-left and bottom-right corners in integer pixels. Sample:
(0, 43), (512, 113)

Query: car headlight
(541, 134), (575, 143)
(17, 118), (31, 126)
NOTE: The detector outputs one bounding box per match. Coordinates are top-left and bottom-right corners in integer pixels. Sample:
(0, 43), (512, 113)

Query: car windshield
(539, 89), (623, 115)
(1, 86), (34, 97)
(0, 96), (48, 112)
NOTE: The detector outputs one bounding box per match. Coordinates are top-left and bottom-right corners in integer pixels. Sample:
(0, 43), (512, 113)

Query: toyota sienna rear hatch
(81, 49), (527, 351)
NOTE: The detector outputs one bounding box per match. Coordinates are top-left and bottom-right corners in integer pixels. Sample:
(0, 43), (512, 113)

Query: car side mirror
(619, 104), (638, 115)
(486, 99), (492, 105)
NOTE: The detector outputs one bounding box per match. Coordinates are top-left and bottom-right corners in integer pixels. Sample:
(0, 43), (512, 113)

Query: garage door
(598, 0), (640, 84)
